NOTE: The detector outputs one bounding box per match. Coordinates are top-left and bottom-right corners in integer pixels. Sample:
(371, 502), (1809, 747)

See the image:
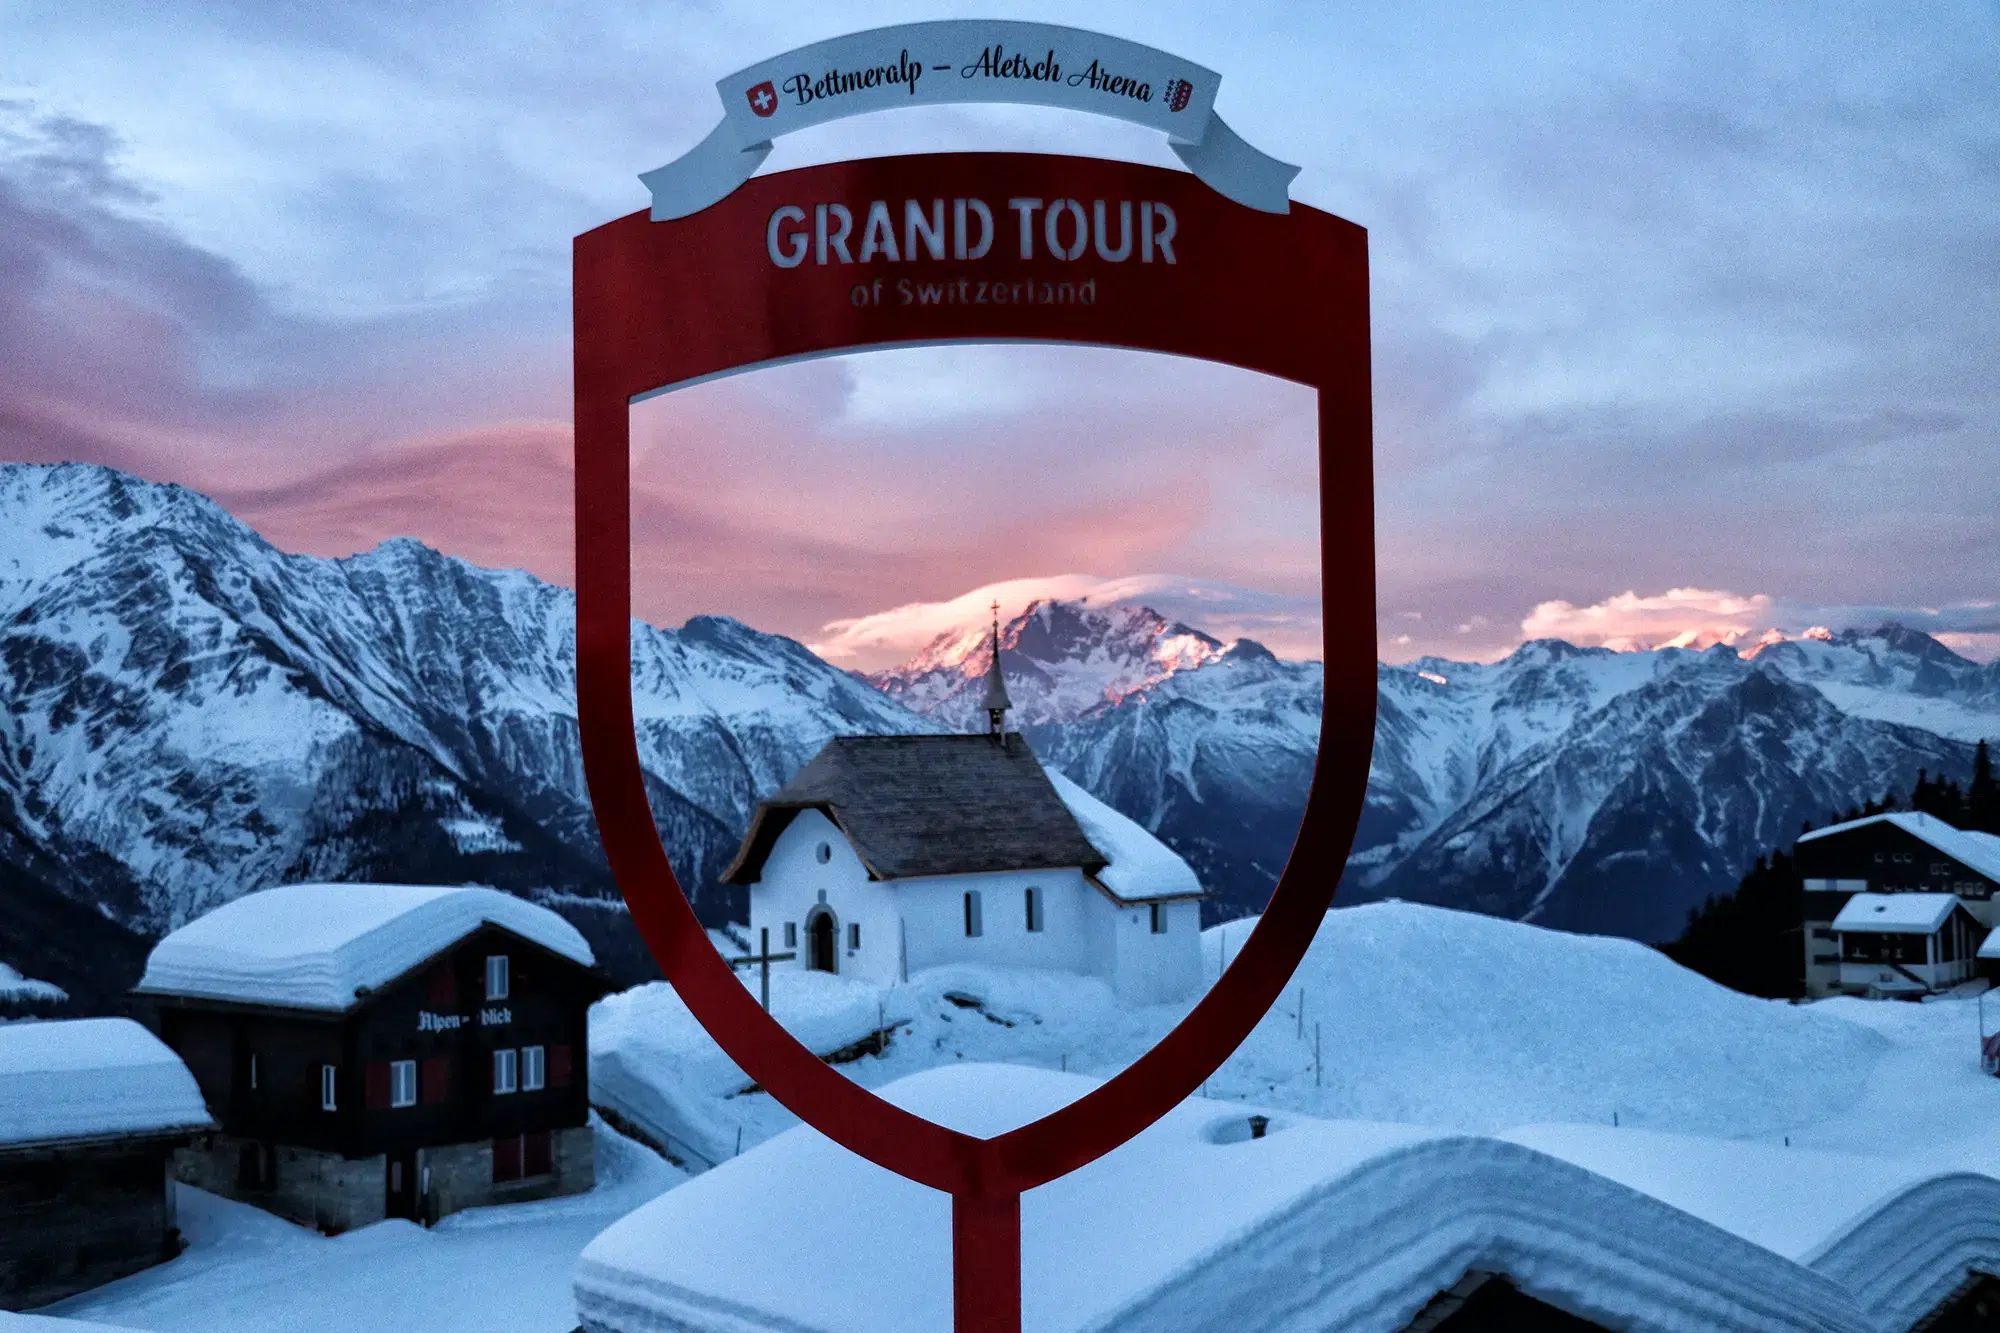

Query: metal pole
(1296, 988), (1303, 1040)
(760, 926), (773, 1013)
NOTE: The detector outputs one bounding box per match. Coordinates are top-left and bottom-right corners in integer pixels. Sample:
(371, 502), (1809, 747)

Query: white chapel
(723, 617), (1205, 1005)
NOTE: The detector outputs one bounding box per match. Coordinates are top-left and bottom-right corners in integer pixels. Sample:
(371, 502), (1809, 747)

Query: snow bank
(574, 1064), (1869, 1333)
(138, 883), (593, 1011)
(590, 970), (916, 1168)
(0, 1018), (211, 1147)
(0, 1314), (161, 1332)
(1504, 1123), (2000, 1332)
(1201, 902), (1888, 1136)
(1045, 769), (1201, 901)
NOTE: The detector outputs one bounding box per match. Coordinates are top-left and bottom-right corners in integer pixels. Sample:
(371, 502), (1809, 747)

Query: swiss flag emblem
(746, 81), (778, 118)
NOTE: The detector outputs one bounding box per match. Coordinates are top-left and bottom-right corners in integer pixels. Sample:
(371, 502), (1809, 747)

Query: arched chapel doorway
(806, 908), (837, 974)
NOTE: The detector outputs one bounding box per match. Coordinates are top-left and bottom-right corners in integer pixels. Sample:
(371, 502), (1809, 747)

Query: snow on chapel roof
(1831, 891), (1963, 934)
(574, 1065), (1867, 1333)
(0, 1017), (212, 1149)
(1046, 769), (1201, 902)
(138, 882), (594, 1012)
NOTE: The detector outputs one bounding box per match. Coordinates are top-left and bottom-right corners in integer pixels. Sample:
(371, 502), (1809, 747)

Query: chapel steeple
(980, 601), (1012, 739)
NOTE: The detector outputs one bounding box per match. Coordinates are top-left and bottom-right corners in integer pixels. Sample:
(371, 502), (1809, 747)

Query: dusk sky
(2, 3), (1996, 668)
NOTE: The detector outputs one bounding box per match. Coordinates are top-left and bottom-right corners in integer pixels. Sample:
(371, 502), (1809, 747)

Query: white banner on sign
(640, 21), (1299, 219)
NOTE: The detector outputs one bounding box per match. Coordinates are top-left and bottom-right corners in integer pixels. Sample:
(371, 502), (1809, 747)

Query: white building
(724, 624), (1204, 1006)
(1830, 892), (1983, 998)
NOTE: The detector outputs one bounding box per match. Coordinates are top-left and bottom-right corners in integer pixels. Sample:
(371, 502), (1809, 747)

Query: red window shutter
(491, 1134), (522, 1184)
(523, 1129), (552, 1177)
(426, 964), (456, 1008)
(548, 1044), (572, 1090)
(421, 1056), (452, 1105)
(364, 1062), (390, 1110)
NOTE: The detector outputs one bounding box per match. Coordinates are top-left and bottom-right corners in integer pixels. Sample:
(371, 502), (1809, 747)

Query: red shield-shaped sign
(745, 80), (778, 118)
(574, 151), (1373, 1332)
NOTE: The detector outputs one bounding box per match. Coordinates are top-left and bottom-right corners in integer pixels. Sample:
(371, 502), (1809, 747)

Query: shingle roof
(724, 735), (1108, 884)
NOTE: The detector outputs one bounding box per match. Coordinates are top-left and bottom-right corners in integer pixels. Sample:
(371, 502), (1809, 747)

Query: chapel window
(816, 842), (833, 864)
(964, 890), (984, 938)
(1150, 903), (1167, 934)
(848, 922), (861, 950)
(784, 921), (798, 948)
(1025, 886), (1044, 933)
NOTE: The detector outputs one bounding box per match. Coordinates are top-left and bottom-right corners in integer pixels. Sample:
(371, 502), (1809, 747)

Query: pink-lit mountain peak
(870, 597), (1238, 726)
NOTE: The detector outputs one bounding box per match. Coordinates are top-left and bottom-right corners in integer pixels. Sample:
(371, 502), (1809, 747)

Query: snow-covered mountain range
(0, 464), (920, 1007)
(3, 462), (1994, 1009)
(870, 593), (1998, 943)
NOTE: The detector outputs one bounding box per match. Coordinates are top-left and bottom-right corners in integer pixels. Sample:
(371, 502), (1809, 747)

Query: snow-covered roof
(1046, 769), (1201, 902)
(0, 1018), (212, 1149)
(0, 961), (66, 1006)
(138, 883), (594, 1012)
(574, 1065), (1868, 1333)
(1831, 892), (1963, 934)
(1798, 810), (2000, 884)
(1503, 1124), (2000, 1333)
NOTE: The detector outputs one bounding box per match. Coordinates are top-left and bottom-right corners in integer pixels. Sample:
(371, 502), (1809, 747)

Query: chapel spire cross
(981, 602), (1012, 739)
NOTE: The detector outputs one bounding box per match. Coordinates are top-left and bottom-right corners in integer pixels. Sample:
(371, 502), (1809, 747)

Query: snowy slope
(0, 463), (926, 1004)
(588, 904), (1891, 1162)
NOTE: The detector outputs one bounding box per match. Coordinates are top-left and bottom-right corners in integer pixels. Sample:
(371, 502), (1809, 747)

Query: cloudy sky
(2, 2), (1996, 667)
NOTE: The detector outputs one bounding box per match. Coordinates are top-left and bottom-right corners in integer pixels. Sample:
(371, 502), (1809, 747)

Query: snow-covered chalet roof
(0, 1017), (212, 1149)
(574, 1064), (1868, 1333)
(1831, 891), (1963, 934)
(1504, 1123), (2000, 1333)
(138, 883), (594, 1012)
(1798, 810), (2000, 885)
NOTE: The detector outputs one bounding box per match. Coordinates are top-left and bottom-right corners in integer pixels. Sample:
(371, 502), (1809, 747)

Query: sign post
(575, 26), (1373, 1333)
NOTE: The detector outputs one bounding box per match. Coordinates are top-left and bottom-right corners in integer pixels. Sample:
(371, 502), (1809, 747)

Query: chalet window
(1150, 903), (1167, 934)
(390, 1059), (418, 1108)
(783, 921), (797, 948)
(1025, 886), (1044, 933)
(320, 1064), (337, 1111)
(485, 954), (510, 1001)
(493, 1048), (518, 1095)
(422, 1055), (452, 1105)
(522, 1045), (546, 1092)
(549, 1044), (573, 1089)
(492, 1130), (554, 1184)
(964, 890), (983, 938)
(848, 922), (861, 950)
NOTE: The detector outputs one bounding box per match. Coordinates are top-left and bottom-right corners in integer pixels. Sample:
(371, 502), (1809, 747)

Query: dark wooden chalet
(1794, 812), (2000, 998)
(0, 1017), (212, 1310)
(133, 883), (608, 1233)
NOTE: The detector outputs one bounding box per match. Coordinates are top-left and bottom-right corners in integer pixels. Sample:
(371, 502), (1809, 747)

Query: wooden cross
(727, 925), (796, 1012)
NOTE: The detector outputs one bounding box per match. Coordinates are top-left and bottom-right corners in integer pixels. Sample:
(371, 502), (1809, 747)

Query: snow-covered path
(48, 1119), (682, 1333)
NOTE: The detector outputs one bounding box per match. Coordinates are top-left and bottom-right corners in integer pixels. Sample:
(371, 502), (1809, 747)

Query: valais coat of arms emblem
(745, 81), (778, 118)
